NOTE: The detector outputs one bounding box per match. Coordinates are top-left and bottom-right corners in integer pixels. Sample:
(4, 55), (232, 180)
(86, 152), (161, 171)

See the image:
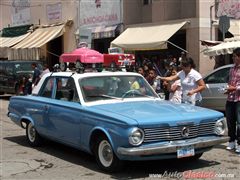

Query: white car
(201, 64), (233, 111)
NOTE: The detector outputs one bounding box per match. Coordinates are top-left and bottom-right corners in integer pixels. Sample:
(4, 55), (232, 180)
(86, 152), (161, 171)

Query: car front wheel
(94, 136), (123, 172)
(26, 122), (42, 147)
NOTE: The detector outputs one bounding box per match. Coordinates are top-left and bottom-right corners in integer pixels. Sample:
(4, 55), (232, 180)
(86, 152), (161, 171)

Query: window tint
(204, 67), (230, 84)
(55, 77), (79, 102)
(6, 64), (14, 75)
(40, 77), (79, 102)
(40, 77), (54, 98)
(0, 63), (4, 75)
(80, 76), (157, 102)
(14, 62), (42, 73)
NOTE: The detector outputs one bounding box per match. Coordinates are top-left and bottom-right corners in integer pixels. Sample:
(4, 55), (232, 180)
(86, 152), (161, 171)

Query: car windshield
(15, 63), (42, 73)
(79, 75), (158, 102)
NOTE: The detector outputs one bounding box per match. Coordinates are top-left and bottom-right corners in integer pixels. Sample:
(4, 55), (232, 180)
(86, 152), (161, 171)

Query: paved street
(1, 95), (240, 180)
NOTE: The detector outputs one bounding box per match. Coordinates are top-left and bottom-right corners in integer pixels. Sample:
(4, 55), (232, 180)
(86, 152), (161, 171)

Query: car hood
(92, 100), (223, 125)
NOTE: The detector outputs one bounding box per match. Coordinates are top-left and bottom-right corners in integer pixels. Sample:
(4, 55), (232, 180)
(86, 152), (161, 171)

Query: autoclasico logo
(149, 171), (235, 179)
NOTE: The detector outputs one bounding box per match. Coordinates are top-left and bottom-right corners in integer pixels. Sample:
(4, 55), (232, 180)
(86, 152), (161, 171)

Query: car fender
(89, 126), (116, 153)
(20, 115), (35, 128)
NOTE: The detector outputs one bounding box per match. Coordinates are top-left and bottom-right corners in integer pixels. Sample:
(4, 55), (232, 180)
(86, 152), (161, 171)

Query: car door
(33, 76), (56, 136)
(5, 63), (16, 93)
(202, 67), (230, 110)
(45, 77), (82, 146)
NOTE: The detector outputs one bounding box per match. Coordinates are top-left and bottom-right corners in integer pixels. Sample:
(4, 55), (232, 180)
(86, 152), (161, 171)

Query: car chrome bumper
(117, 136), (229, 156)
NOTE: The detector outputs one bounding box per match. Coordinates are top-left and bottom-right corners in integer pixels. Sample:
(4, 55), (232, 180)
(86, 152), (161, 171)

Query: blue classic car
(8, 71), (229, 172)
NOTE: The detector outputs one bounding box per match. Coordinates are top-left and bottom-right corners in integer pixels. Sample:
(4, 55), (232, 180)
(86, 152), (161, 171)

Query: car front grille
(143, 121), (216, 143)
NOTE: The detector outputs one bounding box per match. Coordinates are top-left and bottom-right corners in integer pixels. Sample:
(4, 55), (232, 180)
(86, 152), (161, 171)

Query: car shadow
(4, 135), (221, 178)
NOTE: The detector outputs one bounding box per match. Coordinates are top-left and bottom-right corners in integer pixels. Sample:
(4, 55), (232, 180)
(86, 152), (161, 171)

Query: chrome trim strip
(117, 136), (229, 156)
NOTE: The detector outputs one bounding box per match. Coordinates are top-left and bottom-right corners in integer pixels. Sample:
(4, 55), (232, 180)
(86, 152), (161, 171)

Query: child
(167, 67), (182, 103)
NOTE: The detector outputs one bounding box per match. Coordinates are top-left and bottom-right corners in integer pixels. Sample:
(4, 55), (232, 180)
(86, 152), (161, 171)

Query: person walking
(31, 63), (41, 88)
(225, 47), (240, 153)
(158, 57), (206, 105)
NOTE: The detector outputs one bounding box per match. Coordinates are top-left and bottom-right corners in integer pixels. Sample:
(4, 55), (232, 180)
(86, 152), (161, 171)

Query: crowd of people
(136, 54), (206, 106)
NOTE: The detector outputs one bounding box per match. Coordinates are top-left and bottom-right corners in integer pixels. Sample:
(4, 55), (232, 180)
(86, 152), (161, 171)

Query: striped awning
(92, 25), (118, 39)
(12, 24), (65, 49)
(0, 33), (30, 48)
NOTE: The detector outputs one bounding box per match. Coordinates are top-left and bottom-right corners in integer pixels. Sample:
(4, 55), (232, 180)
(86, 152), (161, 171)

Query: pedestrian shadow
(4, 135), (221, 179)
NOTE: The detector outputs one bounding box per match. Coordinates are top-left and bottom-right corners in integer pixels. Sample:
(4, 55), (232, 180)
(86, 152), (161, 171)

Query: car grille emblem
(181, 127), (190, 137)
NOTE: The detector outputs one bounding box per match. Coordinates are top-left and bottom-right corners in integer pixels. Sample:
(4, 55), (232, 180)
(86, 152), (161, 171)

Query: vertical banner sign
(47, 3), (62, 22)
(80, 0), (121, 28)
(217, 0), (240, 19)
(12, 0), (31, 26)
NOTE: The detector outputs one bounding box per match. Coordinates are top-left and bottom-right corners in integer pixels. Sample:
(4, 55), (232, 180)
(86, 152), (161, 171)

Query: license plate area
(177, 145), (195, 158)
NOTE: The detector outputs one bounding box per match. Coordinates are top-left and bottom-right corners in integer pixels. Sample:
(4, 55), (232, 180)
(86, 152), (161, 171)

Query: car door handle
(43, 105), (50, 112)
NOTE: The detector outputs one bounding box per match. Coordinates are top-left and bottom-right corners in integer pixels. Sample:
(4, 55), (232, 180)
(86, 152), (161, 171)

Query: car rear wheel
(94, 136), (123, 172)
(26, 122), (42, 146)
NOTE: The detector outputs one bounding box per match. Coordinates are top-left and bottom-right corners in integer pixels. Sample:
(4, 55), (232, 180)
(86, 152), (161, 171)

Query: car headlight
(214, 118), (226, 135)
(129, 128), (144, 146)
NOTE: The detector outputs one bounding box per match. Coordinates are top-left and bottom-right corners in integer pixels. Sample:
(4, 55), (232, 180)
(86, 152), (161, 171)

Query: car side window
(204, 67), (230, 84)
(55, 77), (79, 102)
(0, 63), (4, 75)
(6, 64), (14, 75)
(40, 77), (54, 98)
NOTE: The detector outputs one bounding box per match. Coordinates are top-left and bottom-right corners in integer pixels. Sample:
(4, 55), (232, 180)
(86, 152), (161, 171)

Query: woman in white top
(159, 57), (206, 105)
(167, 67), (182, 103)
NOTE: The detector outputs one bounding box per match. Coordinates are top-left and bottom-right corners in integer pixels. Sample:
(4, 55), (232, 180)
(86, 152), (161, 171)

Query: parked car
(201, 64), (233, 111)
(0, 60), (43, 95)
(8, 71), (229, 172)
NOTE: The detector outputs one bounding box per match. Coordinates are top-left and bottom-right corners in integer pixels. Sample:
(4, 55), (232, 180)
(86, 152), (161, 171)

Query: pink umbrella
(60, 47), (104, 63)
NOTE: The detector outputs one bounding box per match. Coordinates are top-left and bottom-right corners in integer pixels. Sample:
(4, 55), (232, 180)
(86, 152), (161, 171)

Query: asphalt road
(0, 95), (240, 180)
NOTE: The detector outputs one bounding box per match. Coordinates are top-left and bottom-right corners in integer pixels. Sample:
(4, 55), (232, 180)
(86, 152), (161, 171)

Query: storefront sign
(217, 0), (240, 19)
(80, 0), (121, 28)
(47, 3), (62, 21)
(11, 0), (30, 26)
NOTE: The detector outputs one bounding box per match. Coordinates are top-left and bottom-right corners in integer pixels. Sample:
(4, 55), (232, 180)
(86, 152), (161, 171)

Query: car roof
(32, 71), (143, 95)
(48, 71), (142, 78)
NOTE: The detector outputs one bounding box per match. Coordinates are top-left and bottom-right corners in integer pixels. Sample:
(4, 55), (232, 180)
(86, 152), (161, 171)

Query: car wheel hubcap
(28, 123), (36, 142)
(98, 140), (113, 167)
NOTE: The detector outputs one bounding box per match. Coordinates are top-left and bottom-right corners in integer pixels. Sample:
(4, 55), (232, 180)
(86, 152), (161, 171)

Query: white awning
(203, 37), (240, 56)
(111, 21), (188, 51)
(0, 33), (30, 48)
